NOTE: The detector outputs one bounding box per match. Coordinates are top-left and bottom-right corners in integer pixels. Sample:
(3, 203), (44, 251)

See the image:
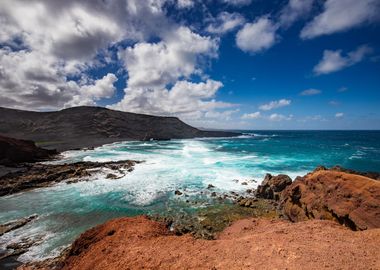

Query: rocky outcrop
(329, 165), (380, 180)
(0, 160), (138, 196)
(281, 169), (380, 230)
(20, 216), (380, 270)
(256, 173), (292, 200)
(0, 135), (56, 166)
(0, 215), (38, 236)
(0, 106), (240, 151)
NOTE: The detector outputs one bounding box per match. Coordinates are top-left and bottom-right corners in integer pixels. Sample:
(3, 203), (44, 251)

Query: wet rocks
(0, 160), (138, 196)
(0, 215), (41, 265)
(174, 190), (183, 196)
(207, 184), (215, 189)
(256, 174), (292, 200)
(281, 169), (380, 230)
(0, 214), (38, 236)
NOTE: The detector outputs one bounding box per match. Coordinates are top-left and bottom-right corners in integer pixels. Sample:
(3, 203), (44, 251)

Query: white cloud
(0, 46), (118, 109)
(335, 112), (344, 118)
(0, 0), (175, 109)
(280, 0), (315, 27)
(206, 12), (245, 34)
(222, 0), (252, 6)
(313, 45), (373, 75)
(118, 26), (218, 90)
(259, 99), (291, 111)
(269, 113), (293, 121)
(300, 89), (321, 96)
(205, 109), (240, 120)
(66, 73), (118, 107)
(236, 17), (278, 53)
(177, 0), (194, 8)
(110, 79), (234, 117)
(241, 112), (261, 119)
(301, 0), (380, 39)
(110, 25), (234, 119)
(0, 0), (236, 123)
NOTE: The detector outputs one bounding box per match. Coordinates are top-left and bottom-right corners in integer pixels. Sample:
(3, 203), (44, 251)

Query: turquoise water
(1, 131), (379, 262)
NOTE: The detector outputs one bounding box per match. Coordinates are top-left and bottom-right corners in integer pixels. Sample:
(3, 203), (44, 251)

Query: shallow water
(1, 131), (379, 262)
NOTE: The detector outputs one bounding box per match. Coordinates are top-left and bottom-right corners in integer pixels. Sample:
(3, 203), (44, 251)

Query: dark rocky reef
(0, 106), (240, 151)
(0, 135), (56, 166)
(0, 160), (138, 196)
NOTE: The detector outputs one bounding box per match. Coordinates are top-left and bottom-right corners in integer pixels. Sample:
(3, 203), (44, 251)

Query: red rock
(256, 173), (292, 200)
(23, 216), (379, 270)
(281, 170), (380, 230)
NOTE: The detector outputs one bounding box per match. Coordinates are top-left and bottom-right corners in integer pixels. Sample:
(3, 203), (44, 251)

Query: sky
(0, 0), (379, 130)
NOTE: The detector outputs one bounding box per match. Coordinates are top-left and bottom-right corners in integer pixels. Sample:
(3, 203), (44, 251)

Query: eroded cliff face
(281, 168), (380, 230)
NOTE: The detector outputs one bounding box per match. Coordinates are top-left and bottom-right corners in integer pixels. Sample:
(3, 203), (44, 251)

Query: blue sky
(0, 0), (379, 129)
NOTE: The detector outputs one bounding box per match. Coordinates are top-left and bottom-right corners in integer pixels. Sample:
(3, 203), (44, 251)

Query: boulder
(256, 174), (292, 200)
(174, 190), (183, 196)
(281, 170), (380, 230)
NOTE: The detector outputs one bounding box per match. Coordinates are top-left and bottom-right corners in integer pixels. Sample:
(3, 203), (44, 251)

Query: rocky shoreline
(3, 166), (377, 270)
(0, 160), (139, 196)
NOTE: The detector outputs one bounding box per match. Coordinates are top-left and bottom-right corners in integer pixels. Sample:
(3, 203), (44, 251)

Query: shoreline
(1, 166), (379, 269)
(1, 134), (379, 269)
(9, 167), (379, 270)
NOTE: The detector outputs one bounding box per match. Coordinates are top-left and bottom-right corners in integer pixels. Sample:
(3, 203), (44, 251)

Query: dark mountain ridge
(0, 106), (239, 151)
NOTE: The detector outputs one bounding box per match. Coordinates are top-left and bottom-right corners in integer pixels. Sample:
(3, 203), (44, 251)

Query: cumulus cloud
(241, 112), (261, 119)
(206, 12), (245, 34)
(280, 0), (315, 27)
(0, 0), (236, 123)
(0, 47), (118, 109)
(335, 112), (344, 118)
(110, 79), (234, 117)
(301, 0), (380, 39)
(300, 89), (321, 96)
(0, 0), (174, 109)
(110, 25), (233, 118)
(269, 113), (293, 121)
(236, 17), (278, 53)
(259, 99), (291, 111)
(118, 26), (218, 90)
(313, 45), (373, 75)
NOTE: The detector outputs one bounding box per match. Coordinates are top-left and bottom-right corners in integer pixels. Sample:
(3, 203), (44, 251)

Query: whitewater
(1, 131), (380, 262)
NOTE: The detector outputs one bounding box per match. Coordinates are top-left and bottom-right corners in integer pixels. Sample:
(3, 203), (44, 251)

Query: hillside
(0, 106), (239, 151)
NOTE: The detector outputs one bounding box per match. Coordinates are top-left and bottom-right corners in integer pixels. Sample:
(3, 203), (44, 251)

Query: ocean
(1, 130), (380, 262)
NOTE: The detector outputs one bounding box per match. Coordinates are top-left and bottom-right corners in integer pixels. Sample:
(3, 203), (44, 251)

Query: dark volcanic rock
(0, 135), (56, 166)
(0, 160), (137, 196)
(281, 169), (380, 230)
(256, 174), (292, 200)
(0, 215), (38, 236)
(0, 106), (240, 151)
(174, 190), (183, 196)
